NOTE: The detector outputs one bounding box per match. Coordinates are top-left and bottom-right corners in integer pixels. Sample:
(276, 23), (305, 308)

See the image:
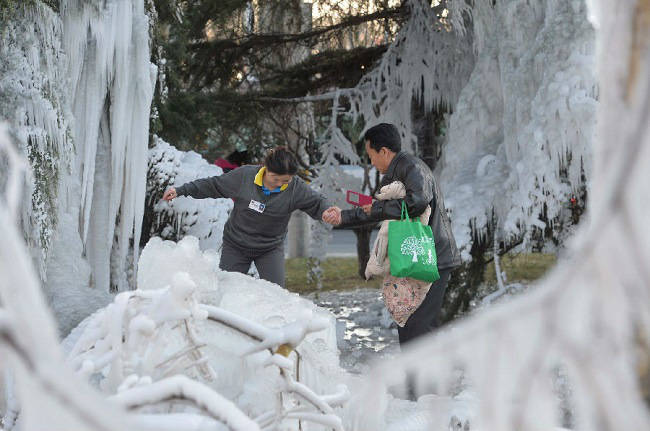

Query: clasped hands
(322, 206), (341, 225)
(322, 203), (372, 226)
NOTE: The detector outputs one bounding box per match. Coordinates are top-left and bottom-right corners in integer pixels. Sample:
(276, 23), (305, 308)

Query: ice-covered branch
(201, 304), (347, 429)
(202, 304), (329, 356)
(131, 412), (246, 431)
(256, 88), (362, 104)
(280, 371), (341, 420)
(202, 305), (271, 343)
(193, 6), (407, 51)
(244, 316), (330, 356)
(110, 375), (260, 431)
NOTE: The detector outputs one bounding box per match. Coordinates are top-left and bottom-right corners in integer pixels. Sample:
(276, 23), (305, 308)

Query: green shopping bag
(388, 201), (440, 282)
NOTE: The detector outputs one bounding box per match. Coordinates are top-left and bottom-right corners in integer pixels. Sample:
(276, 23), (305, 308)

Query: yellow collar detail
(254, 167), (288, 191)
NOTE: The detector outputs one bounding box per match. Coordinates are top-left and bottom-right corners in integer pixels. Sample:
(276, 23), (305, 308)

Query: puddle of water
(350, 327), (372, 338)
(305, 288), (400, 374)
(336, 305), (362, 318)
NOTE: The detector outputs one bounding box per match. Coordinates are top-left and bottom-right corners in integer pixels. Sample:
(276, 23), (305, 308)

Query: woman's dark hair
(363, 123), (401, 153)
(264, 147), (299, 175)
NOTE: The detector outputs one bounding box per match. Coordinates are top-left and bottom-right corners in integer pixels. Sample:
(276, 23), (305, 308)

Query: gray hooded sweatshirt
(175, 165), (330, 251)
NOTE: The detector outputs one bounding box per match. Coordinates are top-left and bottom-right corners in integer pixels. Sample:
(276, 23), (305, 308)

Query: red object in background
(346, 190), (373, 207)
(214, 158), (239, 172)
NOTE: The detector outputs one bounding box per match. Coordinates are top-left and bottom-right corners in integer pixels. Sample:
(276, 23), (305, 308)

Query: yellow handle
(275, 343), (293, 357)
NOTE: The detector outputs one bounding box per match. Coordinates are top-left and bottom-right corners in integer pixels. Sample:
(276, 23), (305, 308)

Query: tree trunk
(287, 211), (310, 258)
(353, 226), (373, 279)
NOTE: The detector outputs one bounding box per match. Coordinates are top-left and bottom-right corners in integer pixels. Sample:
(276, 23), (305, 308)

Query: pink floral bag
(382, 275), (432, 327)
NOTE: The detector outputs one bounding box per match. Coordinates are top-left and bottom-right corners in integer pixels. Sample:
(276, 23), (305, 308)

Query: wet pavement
(304, 287), (401, 374)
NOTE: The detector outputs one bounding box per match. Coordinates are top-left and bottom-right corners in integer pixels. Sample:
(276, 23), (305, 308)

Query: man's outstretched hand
(162, 187), (178, 201)
(322, 206), (342, 226)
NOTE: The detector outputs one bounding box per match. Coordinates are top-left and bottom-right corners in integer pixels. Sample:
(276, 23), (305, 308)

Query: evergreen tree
(150, 0), (407, 162)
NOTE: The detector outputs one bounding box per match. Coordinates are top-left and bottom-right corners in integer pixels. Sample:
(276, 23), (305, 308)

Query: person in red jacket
(214, 149), (249, 173)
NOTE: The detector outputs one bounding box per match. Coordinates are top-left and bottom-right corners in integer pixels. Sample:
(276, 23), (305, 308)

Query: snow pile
(144, 137), (232, 254)
(439, 0), (597, 258)
(63, 236), (349, 430)
(60, 237), (478, 430)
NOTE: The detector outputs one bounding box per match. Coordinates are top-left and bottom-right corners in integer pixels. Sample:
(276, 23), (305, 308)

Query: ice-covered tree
(347, 0), (650, 429)
(0, 0), (156, 333)
(301, 0), (597, 317)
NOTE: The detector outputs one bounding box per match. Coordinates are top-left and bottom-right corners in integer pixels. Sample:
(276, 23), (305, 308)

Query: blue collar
(261, 185), (283, 196)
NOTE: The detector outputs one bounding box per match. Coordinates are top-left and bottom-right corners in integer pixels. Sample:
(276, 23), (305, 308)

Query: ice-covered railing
(351, 1), (650, 430)
(65, 271), (347, 430)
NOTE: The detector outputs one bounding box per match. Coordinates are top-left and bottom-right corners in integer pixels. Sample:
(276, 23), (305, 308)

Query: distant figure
(214, 157), (238, 172)
(163, 147), (340, 287)
(323, 123), (461, 345)
(214, 149), (249, 173)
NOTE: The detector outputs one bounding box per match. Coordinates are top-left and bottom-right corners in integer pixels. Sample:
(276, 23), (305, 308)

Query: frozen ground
(304, 288), (400, 375)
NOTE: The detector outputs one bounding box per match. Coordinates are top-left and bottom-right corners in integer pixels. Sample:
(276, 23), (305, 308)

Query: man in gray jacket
(324, 123), (461, 344)
(163, 147), (338, 287)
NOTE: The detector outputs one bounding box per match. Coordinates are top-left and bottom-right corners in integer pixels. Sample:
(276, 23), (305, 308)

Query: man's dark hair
(363, 123), (401, 153)
(264, 146), (299, 175)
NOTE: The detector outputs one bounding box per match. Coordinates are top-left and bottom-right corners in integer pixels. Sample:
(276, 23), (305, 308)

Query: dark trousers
(397, 269), (452, 346)
(219, 241), (286, 287)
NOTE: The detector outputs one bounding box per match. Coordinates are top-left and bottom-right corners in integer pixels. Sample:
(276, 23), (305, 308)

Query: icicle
(61, 0), (156, 292)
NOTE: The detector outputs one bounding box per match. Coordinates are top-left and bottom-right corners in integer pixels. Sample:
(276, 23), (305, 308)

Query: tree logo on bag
(400, 236), (425, 262)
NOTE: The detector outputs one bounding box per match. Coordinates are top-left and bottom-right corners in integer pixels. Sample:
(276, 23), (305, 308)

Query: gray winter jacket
(340, 152), (461, 270)
(175, 165), (331, 251)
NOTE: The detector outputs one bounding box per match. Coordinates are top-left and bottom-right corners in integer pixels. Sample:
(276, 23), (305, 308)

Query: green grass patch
(285, 253), (558, 294)
(483, 253), (557, 284)
(285, 257), (382, 294)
